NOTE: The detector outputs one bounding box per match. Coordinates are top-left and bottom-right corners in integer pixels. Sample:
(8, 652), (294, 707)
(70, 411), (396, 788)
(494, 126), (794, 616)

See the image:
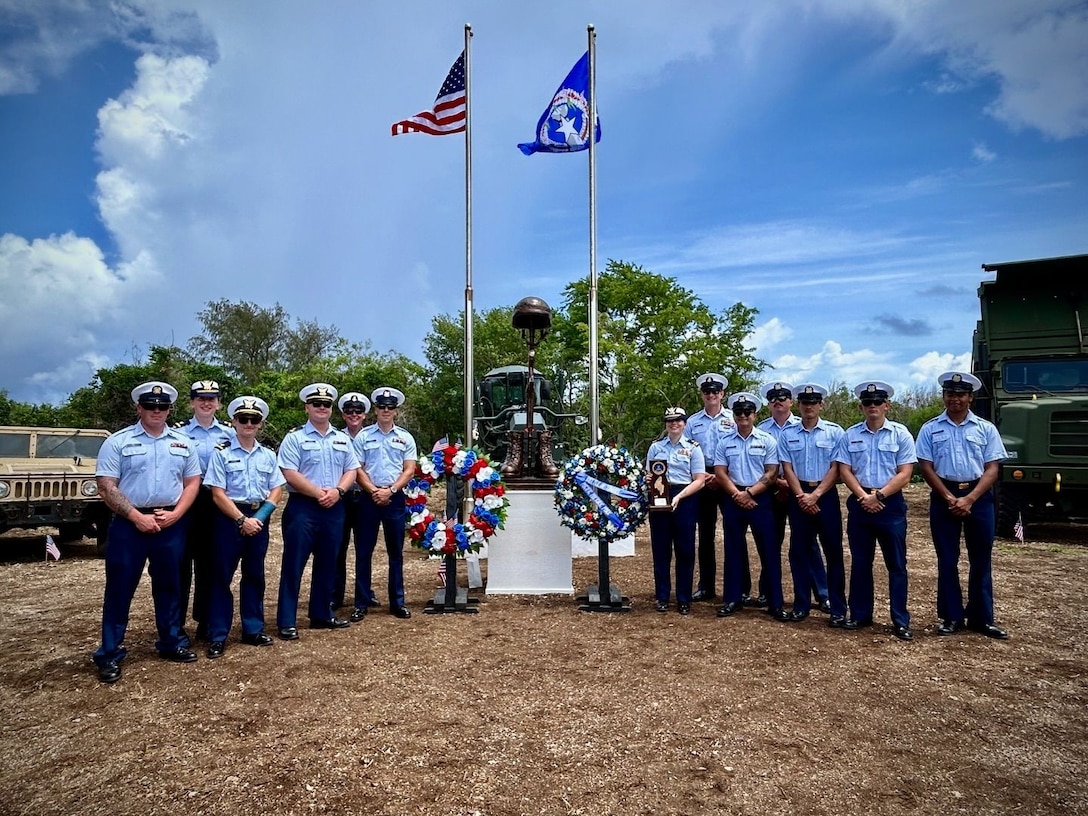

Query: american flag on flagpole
(1013, 512), (1025, 542)
(45, 534), (61, 562)
(391, 52), (466, 136)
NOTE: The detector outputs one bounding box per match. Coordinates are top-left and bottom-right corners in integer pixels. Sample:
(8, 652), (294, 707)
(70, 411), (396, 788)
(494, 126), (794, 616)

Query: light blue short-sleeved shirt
(833, 419), (917, 487)
(758, 414), (801, 474)
(915, 410), (1008, 481)
(175, 417), (235, 474)
(646, 435), (705, 485)
(355, 424), (418, 487)
(204, 438), (286, 503)
(713, 428), (779, 486)
(686, 409), (734, 473)
(778, 419), (845, 483)
(277, 421), (360, 492)
(96, 422), (202, 507)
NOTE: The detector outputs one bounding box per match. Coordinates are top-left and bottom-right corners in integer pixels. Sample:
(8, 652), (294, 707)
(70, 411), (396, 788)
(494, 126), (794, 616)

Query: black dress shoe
(349, 607), (367, 622)
(816, 599), (832, 614)
(828, 614), (848, 628)
(691, 589), (716, 602)
(677, 604), (691, 616)
(769, 607), (790, 622)
(241, 632), (274, 647)
(786, 609), (809, 622)
(655, 600), (669, 612)
(207, 641), (225, 659)
(159, 646), (198, 663)
(744, 594), (768, 608)
(310, 617), (350, 630)
(843, 618), (873, 630)
(892, 625), (913, 641)
(716, 602), (742, 617)
(278, 627), (299, 641)
(390, 606), (412, 619)
(98, 662), (122, 683)
(969, 622), (1009, 640)
(937, 618), (966, 636)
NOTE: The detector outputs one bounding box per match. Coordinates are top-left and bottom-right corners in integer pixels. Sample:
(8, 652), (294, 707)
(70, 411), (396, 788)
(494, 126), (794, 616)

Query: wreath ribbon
(573, 470), (636, 529)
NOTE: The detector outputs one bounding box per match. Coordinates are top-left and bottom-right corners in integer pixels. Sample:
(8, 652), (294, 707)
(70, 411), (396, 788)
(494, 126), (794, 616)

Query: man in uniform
(333, 391), (371, 613)
(92, 381), (202, 683)
(203, 396), (286, 658)
(712, 391), (788, 622)
(354, 386), (417, 620)
(779, 384), (846, 625)
(176, 380), (234, 640)
(916, 372), (1010, 639)
(686, 373), (734, 603)
(833, 381), (917, 641)
(275, 383), (360, 640)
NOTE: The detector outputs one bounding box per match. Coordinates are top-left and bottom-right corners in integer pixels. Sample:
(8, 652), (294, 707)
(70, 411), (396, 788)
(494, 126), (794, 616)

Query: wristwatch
(235, 516), (246, 529)
(875, 490), (886, 503)
(336, 487), (346, 497)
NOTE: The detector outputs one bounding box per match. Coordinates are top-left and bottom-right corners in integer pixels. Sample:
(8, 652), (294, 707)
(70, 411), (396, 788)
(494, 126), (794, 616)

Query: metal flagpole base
(577, 583), (631, 613)
(424, 554), (481, 614)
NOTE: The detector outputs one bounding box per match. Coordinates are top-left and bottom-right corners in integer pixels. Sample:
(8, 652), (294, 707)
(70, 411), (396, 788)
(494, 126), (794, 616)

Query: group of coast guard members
(92, 380), (416, 684)
(644, 370), (1010, 645)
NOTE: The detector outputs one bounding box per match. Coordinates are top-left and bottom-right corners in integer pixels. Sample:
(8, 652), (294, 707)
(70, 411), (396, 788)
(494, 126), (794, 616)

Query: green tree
(557, 260), (764, 451)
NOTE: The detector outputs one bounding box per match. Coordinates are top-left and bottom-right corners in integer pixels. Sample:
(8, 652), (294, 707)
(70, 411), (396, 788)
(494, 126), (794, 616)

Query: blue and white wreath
(554, 443), (649, 543)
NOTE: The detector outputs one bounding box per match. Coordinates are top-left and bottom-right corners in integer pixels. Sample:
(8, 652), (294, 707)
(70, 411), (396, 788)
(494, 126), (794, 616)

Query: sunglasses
(732, 409), (755, 416)
(141, 405), (171, 411)
(308, 400), (334, 409)
(376, 404), (397, 410)
(860, 397), (886, 407)
(769, 396), (791, 403)
(342, 408), (366, 415)
(235, 414), (261, 425)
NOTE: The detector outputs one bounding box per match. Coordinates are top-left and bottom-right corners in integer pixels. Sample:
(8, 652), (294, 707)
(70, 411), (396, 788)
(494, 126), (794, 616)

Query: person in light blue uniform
(175, 380), (235, 640)
(354, 387), (418, 620)
(275, 383), (360, 640)
(759, 381), (830, 612)
(202, 396), (286, 658)
(686, 373), (734, 603)
(645, 406), (705, 615)
(713, 392), (789, 622)
(92, 381), (203, 683)
(779, 383), (846, 625)
(917, 371), (1010, 639)
(833, 380), (917, 641)
(333, 391), (371, 612)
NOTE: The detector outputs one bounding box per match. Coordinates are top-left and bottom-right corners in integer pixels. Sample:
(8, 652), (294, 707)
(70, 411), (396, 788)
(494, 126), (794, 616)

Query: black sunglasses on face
(860, 398), (886, 407)
(733, 409), (755, 416)
(308, 400), (333, 409)
(769, 396), (791, 403)
(342, 408), (365, 415)
(235, 415), (261, 425)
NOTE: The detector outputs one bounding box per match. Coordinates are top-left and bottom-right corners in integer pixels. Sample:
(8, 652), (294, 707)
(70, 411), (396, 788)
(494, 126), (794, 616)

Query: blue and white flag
(517, 51), (602, 156)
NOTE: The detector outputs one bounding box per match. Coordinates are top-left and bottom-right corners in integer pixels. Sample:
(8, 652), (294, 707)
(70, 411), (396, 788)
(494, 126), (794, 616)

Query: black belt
(135, 505), (175, 514)
(941, 478), (980, 491)
(733, 484), (751, 490)
(800, 480), (821, 488)
(233, 500), (262, 511)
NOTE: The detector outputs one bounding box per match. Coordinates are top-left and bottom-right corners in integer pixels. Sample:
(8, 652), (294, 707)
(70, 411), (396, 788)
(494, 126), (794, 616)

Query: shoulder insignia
(172, 420), (187, 429)
(215, 440), (231, 450)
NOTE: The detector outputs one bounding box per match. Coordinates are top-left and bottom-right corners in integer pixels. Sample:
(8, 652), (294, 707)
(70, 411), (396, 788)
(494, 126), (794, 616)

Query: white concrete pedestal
(485, 489), (573, 595)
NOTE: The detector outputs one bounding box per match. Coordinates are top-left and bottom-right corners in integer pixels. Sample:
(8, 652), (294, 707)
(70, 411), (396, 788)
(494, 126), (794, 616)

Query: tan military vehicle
(0, 426), (112, 554)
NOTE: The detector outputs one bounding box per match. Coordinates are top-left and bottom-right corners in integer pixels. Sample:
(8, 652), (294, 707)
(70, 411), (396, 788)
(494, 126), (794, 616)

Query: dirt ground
(0, 483), (1085, 816)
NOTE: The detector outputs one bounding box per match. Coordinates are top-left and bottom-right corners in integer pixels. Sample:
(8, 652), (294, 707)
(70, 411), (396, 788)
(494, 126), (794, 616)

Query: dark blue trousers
(929, 487), (997, 626)
(694, 483), (721, 594)
(208, 511), (270, 641)
(93, 514), (189, 666)
(179, 487), (216, 629)
(846, 492), (910, 628)
(277, 495), (344, 627)
(648, 486), (698, 604)
(332, 489), (363, 609)
(720, 491), (783, 609)
(355, 491), (407, 608)
(788, 488), (845, 615)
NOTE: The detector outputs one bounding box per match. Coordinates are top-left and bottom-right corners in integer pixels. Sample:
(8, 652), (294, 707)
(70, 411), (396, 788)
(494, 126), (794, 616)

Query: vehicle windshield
(1002, 359), (1088, 393)
(36, 434), (107, 459)
(0, 433), (32, 457)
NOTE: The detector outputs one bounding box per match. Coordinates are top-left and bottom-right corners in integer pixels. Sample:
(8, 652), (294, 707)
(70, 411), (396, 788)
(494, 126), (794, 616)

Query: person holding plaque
(645, 406), (705, 615)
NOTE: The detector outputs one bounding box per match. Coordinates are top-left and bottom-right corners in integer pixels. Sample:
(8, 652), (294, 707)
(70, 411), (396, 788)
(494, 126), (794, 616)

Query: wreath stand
(577, 522), (632, 614)
(424, 552), (480, 614)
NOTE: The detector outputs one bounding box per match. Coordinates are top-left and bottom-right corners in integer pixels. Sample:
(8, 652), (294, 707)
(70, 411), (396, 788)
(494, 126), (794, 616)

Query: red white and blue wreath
(554, 443), (648, 543)
(405, 445), (509, 556)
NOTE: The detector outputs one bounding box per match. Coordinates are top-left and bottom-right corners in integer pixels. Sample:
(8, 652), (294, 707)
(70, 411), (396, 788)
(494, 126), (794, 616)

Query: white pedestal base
(485, 489), (573, 595)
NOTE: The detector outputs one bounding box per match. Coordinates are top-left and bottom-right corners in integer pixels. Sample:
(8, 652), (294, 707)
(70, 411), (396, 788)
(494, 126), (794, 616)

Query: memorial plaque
(648, 459), (671, 511)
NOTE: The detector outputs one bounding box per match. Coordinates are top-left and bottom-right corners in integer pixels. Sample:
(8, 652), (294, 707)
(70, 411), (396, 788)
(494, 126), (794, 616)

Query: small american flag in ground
(1014, 512), (1025, 542)
(391, 51), (466, 136)
(45, 535), (61, 561)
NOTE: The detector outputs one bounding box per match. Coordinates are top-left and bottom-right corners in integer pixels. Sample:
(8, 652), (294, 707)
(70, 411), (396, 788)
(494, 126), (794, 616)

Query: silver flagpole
(464, 23), (474, 450)
(587, 24), (599, 445)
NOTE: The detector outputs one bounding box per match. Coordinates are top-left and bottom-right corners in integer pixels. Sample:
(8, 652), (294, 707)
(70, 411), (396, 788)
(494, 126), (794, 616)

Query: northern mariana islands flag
(517, 51), (602, 156)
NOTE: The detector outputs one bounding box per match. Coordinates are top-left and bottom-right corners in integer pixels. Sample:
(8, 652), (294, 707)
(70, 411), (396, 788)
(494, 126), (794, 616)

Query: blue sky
(1, 0), (1086, 407)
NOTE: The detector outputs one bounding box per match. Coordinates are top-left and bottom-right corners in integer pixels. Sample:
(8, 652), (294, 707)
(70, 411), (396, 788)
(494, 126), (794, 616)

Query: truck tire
(995, 483), (1024, 539)
(56, 524), (83, 544)
(92, 512), (112, 557)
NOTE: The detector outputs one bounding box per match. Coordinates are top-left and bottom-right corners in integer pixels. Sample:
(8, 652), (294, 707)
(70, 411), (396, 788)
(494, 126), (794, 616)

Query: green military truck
(0, 426), (112, 554)
(971, 253), (1088, 537)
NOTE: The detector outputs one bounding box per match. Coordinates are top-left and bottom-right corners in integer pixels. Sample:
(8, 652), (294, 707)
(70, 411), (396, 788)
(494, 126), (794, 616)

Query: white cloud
(972, 142), (997, 162)
(908, 350), (972, 386)
(747, 317), (794, 353)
